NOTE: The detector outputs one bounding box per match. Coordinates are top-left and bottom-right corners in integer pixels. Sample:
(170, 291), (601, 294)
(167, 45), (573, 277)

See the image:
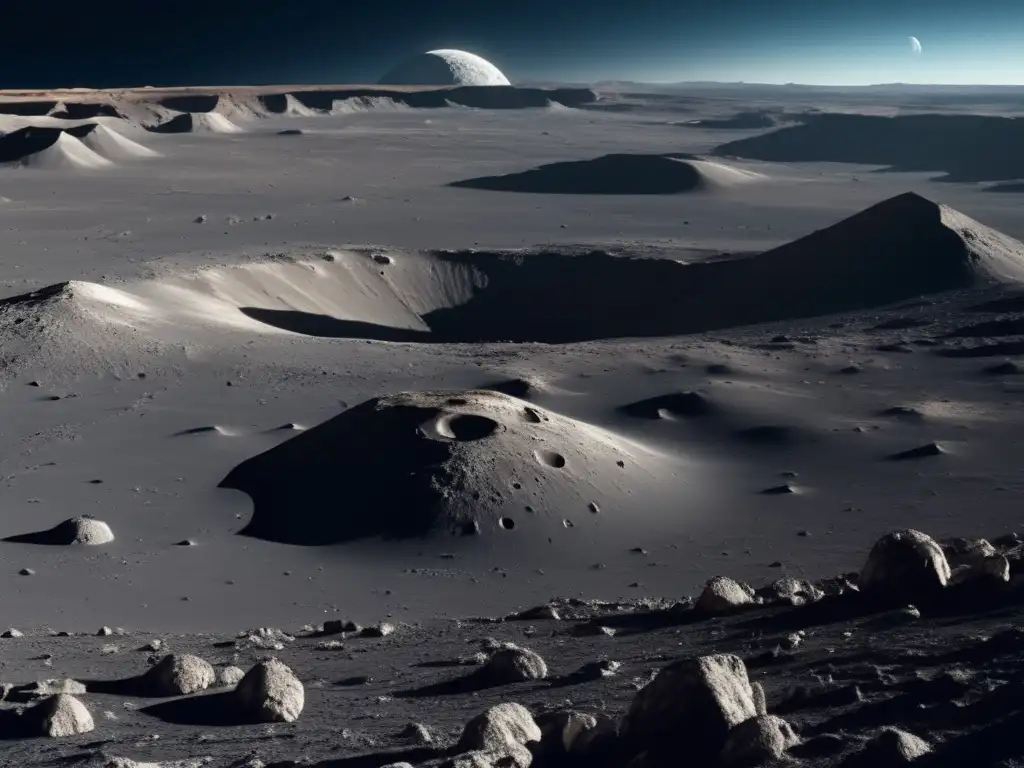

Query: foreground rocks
(232, 658), (304, 723)
(144, 653), (216, 696)
(2, 525), (1023, 767)
(21, 693), (94, 737)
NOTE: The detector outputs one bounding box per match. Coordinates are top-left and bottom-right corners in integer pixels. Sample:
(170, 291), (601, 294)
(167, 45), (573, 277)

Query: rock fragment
(483, 645), (548, 683)
(696, 576), (756, 614)
(233, 658), (304, 723)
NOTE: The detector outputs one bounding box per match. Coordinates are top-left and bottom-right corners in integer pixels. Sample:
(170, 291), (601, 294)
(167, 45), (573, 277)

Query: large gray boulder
(454, 702), (541, 768)
(233, 658), (304, 723)
(696, 577), (755, 614)
(720, 715), (801, 765)
(143, 654), (215, 696)
(622, 654), (757, 757)
(22, 693), (94, 737)
(483, 645), (548, 683)
(860, 530), (951, 600)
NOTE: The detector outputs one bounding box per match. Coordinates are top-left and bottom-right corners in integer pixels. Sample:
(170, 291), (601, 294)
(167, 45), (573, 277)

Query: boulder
(400, 722), (433, 744)
(764, 576), (824, 606)
(233, 658), (304, 723)
(217, 665), (245, 687)
(22, 693), (94, 737)
(455, 702), (541, 768)
(720, 715), (800, 765)
(622, 654), (757, 758)
(537, 710), (598, 754)
(143, 654), (215, 696)
(860, 530), (951, 601)
(696, 577), (756, 614)
(362, 622), (395, 638)
(861, 728), (932, 763)
(483, 645), (548, 683)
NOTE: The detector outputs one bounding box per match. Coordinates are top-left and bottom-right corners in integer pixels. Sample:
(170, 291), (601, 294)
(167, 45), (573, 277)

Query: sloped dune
(0, 127), (112, 169)
(69, 123), (160, 159)
(147, 112), (244, 134)
(449, 153), (766, 194)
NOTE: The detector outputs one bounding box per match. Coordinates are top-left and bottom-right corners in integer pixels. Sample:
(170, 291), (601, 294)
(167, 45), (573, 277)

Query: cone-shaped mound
(0, 127), (112, 169)
(220, 390), (660, 545)
(148, 112), (243, 134)
(379, 50), (510, 86)
(66, 123), (159, 160)
(4, 516), (114, 545)
(449, 154), (764, 195)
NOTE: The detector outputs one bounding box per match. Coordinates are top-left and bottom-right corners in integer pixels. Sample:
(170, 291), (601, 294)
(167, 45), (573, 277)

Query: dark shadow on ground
(713, 113), (1024, 182)
(448, 153), (709, 195)
(141, 691), (249, 725)
(239, 308), (433, 342)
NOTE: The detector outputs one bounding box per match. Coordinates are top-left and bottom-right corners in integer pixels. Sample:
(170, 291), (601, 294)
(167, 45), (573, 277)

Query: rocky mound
(449, 153), (764, 195)
(220, 389), (664, 545)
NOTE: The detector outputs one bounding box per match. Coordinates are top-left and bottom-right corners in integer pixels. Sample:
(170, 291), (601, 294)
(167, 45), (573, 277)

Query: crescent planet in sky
(909, 36), (922, 54)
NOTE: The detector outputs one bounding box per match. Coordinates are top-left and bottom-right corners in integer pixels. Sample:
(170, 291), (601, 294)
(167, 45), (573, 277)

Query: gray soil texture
(2, 81), (1024, 766)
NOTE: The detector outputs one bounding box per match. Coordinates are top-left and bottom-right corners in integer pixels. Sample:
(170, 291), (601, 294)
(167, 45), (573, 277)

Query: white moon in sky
(909, 36), (922, 54)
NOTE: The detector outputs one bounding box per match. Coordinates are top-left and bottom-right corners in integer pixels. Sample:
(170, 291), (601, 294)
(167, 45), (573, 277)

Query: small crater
(372, 253), (393, 265)
(536, 450), (567, 469)
(446, 397), (469, 406)
(498, 517), (516, 530)
(588, 502), (600, 514)
(563, 519), (575, 528)
(437, 414), (501, 441)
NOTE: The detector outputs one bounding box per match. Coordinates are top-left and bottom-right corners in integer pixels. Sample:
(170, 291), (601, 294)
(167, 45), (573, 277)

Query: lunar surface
(379, 49), (511, 86)
(3, 81), (1024, 766)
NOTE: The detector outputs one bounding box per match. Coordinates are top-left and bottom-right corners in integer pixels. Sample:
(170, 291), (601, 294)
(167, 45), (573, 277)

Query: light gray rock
(696, 576), (756, 614)
(217, 665), (246, 687)
(622, 654), (757, 756)
(721, 715), (801, 765)
(455, 702), (541, 768)
(766, 576), (824, 606)
(53, 516), (115, 545)
(23, 693), (94, 737)
(400, 722), (433, 744)
(863, 727), (932, 763)
(144, 654), (216, 696)
(860, 530), (951, 599)
(483, 645), (548, 683)
(233, 658), (304, 723)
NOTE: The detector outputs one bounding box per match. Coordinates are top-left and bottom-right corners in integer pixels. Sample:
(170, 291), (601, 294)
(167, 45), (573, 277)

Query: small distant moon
(909, 36), (922, 54)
